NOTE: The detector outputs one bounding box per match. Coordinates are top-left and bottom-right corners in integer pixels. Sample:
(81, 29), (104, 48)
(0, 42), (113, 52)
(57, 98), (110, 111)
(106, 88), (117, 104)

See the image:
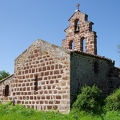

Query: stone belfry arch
(62, 4), (97, 55)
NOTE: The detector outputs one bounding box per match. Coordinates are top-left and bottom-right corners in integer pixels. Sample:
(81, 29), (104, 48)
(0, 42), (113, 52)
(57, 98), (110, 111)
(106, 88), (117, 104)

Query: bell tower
(62, 4), (97, 55)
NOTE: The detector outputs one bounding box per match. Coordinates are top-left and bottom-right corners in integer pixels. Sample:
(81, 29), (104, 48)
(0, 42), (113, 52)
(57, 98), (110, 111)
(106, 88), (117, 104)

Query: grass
(0, 102), (100, 120)
(0, 102), (120, 120)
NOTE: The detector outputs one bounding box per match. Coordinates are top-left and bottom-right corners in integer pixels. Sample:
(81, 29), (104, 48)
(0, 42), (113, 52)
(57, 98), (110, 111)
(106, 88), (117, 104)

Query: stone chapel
(0, 4), (120, 113)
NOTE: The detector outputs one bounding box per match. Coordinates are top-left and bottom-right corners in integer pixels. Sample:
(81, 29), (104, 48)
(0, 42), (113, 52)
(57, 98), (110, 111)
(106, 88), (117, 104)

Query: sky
(0, 0), (120, 74)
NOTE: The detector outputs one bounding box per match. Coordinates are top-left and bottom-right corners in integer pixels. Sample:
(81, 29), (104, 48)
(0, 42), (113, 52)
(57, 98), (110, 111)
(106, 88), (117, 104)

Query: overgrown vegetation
(73, 85), (102, 114)
(0, 102), (102, 120)
(104, 88), (120, 111)
(1, 85), (120, 120)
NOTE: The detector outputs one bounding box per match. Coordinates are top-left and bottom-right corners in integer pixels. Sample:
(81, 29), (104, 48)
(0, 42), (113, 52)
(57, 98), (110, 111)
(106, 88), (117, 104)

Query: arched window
(69, 41), (74, 50)
(74, 19), (80, 33)
(94, 62), (98, 73)
(5, 85), (9, 96)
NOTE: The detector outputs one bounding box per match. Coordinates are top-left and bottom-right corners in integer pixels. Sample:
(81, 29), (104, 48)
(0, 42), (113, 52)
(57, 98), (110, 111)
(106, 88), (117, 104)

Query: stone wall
(0, 39), (119, 113)
(70, 52), (114, 104)
(108, 67), (120, 94)
(0, 74), (14, 102)
(0, 39), (71, 113)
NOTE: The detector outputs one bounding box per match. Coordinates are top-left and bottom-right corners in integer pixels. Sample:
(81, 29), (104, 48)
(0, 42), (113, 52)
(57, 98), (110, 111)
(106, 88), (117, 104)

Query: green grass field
(0, 102), (120, 120)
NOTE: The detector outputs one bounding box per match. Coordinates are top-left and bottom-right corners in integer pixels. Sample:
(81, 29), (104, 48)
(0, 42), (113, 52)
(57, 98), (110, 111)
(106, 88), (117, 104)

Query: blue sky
(0, 0), (120, 74)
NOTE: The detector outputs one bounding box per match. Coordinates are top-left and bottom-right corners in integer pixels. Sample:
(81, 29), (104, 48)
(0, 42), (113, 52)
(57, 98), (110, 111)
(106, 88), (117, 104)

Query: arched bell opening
(69, 40), (74, 50)
(80, 38), (86, 52)
(74, 19), (80, 33)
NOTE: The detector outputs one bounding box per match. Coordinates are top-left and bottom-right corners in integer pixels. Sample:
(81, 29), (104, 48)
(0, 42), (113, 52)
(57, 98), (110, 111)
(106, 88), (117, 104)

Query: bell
(75, 25), (79, 32)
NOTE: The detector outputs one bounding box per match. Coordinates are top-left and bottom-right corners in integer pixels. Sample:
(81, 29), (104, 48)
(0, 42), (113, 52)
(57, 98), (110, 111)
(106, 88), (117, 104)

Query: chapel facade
(0, 4), (120, 113)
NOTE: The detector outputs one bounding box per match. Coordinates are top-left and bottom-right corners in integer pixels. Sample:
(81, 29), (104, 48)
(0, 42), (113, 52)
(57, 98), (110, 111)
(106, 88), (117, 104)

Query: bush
(72, 85), (102, 113)
(104, 88), (120, 111)
(103, 111), (120, 120)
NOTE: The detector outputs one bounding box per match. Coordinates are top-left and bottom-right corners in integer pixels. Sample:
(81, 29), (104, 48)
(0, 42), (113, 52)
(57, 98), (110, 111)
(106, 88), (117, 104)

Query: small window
(34, 76), (38, 91)
(94, 62), (98, 73)
(5, 85), (9, 96)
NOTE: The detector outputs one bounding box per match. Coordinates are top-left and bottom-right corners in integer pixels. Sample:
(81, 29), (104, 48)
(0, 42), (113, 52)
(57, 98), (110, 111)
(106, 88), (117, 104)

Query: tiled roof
(0, 74), (14, 83)
(71, 50), (113, 61)
(115, 67), (120, 70)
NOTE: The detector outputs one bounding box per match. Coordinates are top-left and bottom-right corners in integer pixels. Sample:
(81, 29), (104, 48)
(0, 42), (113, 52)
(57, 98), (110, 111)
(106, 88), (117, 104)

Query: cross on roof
(76, 3), (80, 10)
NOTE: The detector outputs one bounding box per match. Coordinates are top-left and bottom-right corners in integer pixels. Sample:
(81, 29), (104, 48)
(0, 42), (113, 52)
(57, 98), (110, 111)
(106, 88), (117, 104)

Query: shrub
(72, 85), (102, 113)
(104, 88), (120, 111)
(103, 111), (120, 120)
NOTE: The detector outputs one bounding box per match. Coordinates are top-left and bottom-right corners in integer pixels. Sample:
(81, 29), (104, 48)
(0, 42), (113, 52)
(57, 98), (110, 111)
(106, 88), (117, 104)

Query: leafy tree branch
(0, 70), (10, 80)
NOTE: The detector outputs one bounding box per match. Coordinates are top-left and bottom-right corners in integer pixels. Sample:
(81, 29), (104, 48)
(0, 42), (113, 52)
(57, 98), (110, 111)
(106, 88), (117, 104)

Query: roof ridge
(72, 50), (113, 61)
(0, 74), (14, 83)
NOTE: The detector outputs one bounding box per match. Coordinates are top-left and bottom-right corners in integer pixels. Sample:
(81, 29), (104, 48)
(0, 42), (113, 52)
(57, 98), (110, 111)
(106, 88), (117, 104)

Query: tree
(0, 70), (10, 80)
